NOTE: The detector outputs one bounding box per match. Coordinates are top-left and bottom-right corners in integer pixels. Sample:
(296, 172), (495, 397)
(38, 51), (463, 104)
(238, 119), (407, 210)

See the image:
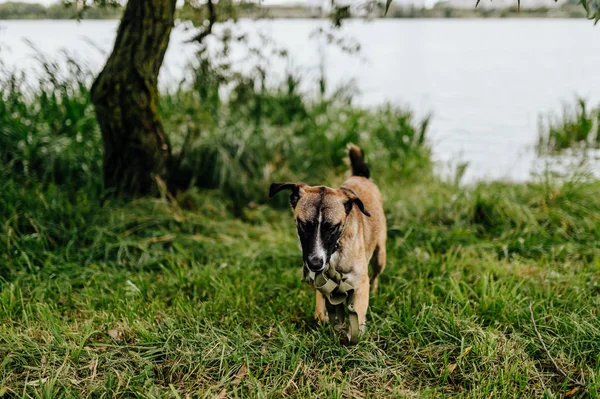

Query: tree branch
(189, 0), (216, 44)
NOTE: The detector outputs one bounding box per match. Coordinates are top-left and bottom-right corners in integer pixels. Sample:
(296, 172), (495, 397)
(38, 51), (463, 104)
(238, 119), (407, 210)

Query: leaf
(107, 329), (123, 341)
(232, 364), (247, 385)
(458, 346), (473, 360)
(89, 359), (98, 380)
(169, 384), (183, 399)
(146, 234), (176, 244)
(385, 0), (393, 15)
(216, 389), (227, 399)
(25, 378), (48, 387)
(440, 363), (457, 375)
(565, 386), (580, 397)
(0, 387), (8, 397)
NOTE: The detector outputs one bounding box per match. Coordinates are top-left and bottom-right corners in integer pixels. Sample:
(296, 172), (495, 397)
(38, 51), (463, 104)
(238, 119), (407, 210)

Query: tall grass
(1, 53), (431, 210)
(160, 51), (431, 209)
(537, 98), (600, 154)
(0, 57), (102, 194)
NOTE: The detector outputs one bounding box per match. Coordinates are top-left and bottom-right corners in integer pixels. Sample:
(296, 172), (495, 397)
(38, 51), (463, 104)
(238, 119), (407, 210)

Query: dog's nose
(307, 253), (326, 271)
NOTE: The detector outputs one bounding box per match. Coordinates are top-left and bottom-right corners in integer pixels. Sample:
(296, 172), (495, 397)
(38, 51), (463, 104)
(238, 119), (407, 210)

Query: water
(2, 19), (600, 182)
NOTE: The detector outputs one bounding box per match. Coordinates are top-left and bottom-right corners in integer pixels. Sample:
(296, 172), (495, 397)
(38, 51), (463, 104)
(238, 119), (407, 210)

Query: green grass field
(1, 56), (600, 398)
(2, 172), (599, 398)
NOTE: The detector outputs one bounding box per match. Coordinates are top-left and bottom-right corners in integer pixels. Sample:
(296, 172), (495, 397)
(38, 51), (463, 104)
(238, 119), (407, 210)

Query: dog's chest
(329, 250), (353, 275)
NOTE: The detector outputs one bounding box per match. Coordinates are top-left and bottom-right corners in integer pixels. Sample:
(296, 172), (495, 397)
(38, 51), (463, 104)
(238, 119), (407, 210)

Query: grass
(1, 55), (600, 397)
(1, 173), (599, 398)
(537, 98), (600, 154)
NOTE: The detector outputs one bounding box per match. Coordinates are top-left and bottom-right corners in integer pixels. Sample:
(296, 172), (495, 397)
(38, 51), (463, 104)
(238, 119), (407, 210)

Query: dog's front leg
(315, 290), (328, 323)
(352, 273), (370, 332)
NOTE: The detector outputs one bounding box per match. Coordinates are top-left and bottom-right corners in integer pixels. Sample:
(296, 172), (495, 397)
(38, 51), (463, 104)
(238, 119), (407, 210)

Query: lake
(1, 19), (600, 182)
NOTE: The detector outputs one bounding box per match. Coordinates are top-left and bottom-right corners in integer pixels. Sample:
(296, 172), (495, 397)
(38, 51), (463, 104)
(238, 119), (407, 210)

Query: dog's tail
(348, 144), (370, 178)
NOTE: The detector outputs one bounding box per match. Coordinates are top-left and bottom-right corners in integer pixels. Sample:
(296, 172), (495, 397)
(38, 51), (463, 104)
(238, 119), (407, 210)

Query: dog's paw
(314, 312), (329, 324)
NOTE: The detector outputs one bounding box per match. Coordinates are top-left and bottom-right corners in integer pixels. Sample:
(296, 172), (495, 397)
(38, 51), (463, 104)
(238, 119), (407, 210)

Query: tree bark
(91, 0), (177, 196)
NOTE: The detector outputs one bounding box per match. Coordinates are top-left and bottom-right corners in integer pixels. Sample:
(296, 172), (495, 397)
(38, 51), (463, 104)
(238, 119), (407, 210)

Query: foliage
(0, 1), (122, 19)
(1, 53), (431, 210)
(580, 0), (600, 22)
(537, 98), (600, 154)
(0, 0), (594, 20)
(179, 0), (242, 26)
(385, 0), (600, 20)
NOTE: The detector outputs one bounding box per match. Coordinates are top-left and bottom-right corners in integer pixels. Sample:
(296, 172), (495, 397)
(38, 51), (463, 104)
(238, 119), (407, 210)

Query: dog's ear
(340, 187), (371, 217)
(269, 182), (306, 209)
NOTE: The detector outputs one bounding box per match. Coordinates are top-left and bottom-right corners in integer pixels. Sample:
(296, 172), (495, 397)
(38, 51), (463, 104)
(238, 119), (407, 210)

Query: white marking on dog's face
(312, 209), (327, 270)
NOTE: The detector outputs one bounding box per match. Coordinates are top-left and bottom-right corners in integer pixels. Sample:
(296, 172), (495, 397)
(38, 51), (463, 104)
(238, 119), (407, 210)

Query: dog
(269, 144), (386, 334)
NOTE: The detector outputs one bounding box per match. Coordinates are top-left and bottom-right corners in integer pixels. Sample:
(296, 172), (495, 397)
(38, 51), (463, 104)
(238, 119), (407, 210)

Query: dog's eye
(297, 221), (305, 232)
(323, 223), (341, 233)
(297, 220), (311, 232)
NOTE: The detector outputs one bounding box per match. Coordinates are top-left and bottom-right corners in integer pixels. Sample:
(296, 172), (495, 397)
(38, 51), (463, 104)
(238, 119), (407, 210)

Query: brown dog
(269, 144), (386, 333)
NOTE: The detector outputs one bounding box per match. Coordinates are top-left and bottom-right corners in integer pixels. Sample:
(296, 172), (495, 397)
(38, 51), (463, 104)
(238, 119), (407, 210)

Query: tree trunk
(91, 0), (177, 196)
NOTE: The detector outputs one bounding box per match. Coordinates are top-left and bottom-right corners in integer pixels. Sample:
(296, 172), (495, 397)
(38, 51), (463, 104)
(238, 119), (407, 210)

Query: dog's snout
(307, 253), (325, 271)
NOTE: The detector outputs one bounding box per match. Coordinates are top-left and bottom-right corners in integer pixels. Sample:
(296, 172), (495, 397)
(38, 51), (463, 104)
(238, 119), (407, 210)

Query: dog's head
(269, 182), (370, 272)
